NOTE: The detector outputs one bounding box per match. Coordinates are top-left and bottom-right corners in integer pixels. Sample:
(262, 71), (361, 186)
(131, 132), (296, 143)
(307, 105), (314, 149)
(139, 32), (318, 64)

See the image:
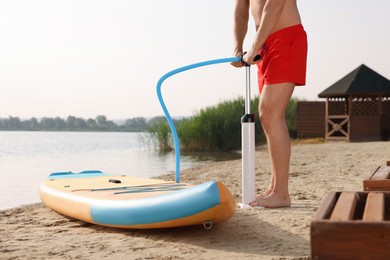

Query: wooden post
(325, 98), (329, 140)
(378, 95), (383, 115)
(348, 96), (352, 115)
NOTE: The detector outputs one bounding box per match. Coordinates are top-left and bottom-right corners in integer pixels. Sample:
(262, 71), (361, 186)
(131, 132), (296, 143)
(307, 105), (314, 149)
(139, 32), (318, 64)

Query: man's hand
(231, 50), (244, 68)
(242, 48), (258, 66)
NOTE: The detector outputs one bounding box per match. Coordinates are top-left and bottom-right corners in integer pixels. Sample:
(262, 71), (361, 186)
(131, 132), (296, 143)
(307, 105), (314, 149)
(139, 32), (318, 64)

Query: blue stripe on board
(48, 170), (109, 179)
(91, 181), (221, 226)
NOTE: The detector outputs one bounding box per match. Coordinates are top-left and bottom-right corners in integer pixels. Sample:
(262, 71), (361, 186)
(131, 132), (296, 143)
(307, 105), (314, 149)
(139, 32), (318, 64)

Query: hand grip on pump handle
(241, 53), (261, 67)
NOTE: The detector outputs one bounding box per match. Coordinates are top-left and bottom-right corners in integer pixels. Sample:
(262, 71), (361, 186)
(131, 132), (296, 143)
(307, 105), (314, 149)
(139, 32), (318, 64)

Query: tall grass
(148, 97), (299, 152)
(147, 119), (172, 151)
(177, 97), (264, 151)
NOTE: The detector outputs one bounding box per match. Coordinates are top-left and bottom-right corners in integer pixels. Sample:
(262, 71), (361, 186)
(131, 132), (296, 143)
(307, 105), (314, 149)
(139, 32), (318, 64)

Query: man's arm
(231, 0), (250, 67)
(243, 0), (286, 65)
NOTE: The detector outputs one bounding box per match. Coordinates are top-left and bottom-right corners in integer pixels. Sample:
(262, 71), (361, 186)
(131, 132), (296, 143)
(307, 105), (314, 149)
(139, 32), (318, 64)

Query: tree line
(1, 97), (299, 152)
(0, 115), (166, 132)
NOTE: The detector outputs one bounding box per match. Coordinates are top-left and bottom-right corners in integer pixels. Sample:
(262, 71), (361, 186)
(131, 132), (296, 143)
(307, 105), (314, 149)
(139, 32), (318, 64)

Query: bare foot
(249, 192), (291, 208)
(255, 188), (272, 199)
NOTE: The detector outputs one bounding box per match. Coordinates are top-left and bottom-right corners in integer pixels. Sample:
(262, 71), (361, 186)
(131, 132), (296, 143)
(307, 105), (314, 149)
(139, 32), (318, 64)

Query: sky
(1, 0), (390, 120)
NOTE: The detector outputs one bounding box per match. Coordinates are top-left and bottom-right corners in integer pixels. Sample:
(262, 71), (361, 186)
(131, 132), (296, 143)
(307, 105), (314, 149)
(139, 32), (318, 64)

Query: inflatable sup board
(39, 170), (235, 229)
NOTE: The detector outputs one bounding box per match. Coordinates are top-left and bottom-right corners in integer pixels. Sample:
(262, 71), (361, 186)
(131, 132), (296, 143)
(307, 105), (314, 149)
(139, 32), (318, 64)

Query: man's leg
(250, 82), (295, 208)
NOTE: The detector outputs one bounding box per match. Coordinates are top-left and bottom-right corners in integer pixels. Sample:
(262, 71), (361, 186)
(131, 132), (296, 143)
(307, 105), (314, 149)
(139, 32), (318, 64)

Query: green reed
(148, 97), (299, 152)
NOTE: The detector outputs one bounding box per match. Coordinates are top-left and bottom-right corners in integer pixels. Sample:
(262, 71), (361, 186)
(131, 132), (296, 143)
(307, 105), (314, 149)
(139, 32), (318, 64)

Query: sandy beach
(1, 141), (389, 259)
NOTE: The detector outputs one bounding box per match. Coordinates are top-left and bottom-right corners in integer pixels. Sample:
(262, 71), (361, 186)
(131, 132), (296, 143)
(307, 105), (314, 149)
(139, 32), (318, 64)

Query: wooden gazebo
(318, 64), (390, 141)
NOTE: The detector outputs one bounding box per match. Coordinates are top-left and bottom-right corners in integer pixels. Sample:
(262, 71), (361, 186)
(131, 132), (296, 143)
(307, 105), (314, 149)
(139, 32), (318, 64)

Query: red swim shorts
(256, 24), (308, 94)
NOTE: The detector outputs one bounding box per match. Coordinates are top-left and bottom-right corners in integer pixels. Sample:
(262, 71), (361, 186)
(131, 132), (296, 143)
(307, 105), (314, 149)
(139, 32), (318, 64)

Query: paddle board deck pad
(39, 170), (236, 229)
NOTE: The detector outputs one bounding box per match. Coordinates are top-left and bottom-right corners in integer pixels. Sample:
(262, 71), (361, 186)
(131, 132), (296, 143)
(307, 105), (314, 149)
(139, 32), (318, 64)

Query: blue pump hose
(156, 56), (241, 183)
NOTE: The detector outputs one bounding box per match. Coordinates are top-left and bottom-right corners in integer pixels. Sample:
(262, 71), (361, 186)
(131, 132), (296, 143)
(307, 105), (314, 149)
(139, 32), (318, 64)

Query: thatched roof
(318, 64), (390, 98)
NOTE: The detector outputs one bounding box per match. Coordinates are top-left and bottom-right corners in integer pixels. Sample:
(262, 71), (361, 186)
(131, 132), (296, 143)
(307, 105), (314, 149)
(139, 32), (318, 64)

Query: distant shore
(1, 141), (389, 259)
(0, 115), (162, 132)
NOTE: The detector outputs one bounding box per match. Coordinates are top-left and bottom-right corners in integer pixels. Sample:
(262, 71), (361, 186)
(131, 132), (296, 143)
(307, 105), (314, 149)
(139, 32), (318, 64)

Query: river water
(0, 131), (239, 210)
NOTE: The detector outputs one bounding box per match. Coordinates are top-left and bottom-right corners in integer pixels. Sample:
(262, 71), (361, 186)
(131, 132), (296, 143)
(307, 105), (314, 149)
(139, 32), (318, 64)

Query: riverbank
(1, 141), (389, 259)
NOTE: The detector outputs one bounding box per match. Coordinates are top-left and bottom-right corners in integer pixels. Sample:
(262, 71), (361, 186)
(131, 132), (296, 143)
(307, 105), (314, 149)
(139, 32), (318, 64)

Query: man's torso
(249, 0), (301, 32)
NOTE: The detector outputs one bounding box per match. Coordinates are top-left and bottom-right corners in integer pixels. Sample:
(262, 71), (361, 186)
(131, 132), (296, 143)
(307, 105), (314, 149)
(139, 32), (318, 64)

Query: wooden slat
(363, 193), (385, 221)
(330, 192), (359, 221)
(371, 166), (390, 180)
(313, 192), (338, 220)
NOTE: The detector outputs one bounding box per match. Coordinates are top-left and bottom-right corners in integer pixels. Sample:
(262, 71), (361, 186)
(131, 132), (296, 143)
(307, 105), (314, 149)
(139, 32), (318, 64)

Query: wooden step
(311, 191), (390, 259)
